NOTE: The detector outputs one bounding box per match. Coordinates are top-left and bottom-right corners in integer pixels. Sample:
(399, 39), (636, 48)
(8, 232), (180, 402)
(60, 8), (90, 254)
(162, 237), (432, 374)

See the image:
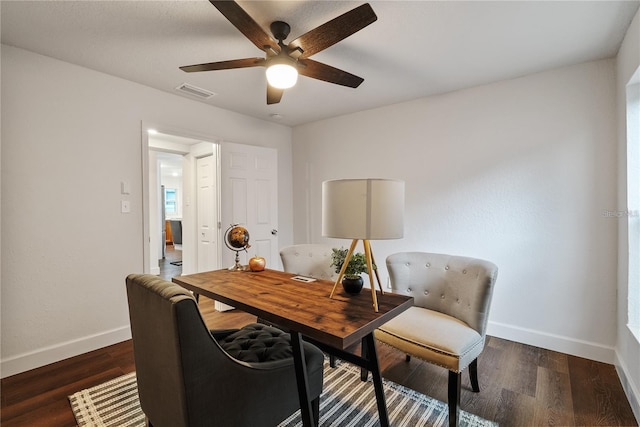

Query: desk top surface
(173, 268), (413, 349)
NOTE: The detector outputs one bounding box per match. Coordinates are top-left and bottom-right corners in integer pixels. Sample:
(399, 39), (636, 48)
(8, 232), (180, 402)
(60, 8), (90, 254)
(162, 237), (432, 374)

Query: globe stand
(229, 250), (248, 271)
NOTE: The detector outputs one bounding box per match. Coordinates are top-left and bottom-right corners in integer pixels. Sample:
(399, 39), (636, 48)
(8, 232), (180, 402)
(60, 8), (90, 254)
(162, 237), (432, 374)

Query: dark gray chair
(126, 274), (324, 427)
(375, 252), (498, 427)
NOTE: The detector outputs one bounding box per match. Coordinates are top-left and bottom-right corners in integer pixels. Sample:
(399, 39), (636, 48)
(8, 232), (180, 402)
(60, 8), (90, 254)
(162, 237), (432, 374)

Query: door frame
(141, 122), (222, 275)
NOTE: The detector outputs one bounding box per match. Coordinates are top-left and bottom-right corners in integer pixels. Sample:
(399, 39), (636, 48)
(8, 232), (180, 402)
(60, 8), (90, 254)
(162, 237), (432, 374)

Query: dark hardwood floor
(1, 285), (637, 426)
(159, 243), (181, 279)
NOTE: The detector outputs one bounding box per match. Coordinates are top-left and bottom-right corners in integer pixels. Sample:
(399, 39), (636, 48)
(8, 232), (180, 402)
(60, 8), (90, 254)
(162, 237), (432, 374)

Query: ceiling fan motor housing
(270, 21), (291, 43)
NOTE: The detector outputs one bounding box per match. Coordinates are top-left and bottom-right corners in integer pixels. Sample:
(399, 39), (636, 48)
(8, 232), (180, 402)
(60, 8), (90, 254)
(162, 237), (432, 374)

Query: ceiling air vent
(175, 83), (216, 99)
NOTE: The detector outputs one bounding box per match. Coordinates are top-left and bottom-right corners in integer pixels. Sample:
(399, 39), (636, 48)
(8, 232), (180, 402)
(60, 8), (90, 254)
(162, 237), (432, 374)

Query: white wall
(0, 45), (294, 377)
(616, 7), (640, 421)
(293, 58), (618, 363)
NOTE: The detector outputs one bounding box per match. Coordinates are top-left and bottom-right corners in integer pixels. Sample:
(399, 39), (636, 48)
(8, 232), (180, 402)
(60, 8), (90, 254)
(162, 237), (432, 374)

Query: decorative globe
(224, 225), (251, 271)
(225, 225), (251, 251)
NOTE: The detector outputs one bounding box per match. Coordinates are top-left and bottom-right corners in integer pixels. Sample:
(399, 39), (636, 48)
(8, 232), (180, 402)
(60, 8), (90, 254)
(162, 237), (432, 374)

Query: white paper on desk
(291, 276), (317, 283)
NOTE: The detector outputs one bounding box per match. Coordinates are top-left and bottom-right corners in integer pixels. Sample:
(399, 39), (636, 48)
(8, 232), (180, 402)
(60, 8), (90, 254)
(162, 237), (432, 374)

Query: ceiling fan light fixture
(180, 1), (377, 104)
(266, 63), (298, 89)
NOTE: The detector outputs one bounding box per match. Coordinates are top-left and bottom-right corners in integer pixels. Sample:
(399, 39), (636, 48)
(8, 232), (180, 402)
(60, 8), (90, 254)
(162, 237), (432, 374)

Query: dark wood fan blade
(267, 85), (284, 104)
(288, 3), (377, 58)
(210, 0), (280, 53)
(180, 58), (265, 72)
(298, 59), (364, 88)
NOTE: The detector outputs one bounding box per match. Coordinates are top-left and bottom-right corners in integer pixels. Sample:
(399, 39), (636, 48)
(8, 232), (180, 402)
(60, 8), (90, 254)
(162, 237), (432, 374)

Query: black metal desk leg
(363, 333), (389, 427)
(361, 337), (369, 381)
(291, 332), (316, 427)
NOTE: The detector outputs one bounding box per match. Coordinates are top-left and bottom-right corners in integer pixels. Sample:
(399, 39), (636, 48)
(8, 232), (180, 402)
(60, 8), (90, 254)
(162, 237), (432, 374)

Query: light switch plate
(121, 181), (131, 195)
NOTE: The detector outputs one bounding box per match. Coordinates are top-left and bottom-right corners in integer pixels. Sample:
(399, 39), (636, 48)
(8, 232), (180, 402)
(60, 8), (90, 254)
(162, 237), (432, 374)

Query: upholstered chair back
(127, 274), (208, 426)
(280, 244), (337, 280)
(386, 252), (498, 336)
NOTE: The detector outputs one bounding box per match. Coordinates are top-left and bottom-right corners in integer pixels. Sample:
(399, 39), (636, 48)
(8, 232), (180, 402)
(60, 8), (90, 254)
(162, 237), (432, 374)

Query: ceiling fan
(180, 0), (377, 105)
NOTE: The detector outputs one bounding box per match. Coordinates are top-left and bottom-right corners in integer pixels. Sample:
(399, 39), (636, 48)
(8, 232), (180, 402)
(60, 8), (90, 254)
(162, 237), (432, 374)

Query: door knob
(271, 229), (278, 236)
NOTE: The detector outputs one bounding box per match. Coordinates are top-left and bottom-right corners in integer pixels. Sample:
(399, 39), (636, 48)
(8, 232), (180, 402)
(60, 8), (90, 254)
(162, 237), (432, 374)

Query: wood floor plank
(1, 368), (129, 427)
(535, 345), (570, 375)
(494, 389), (537, 427)
(505, 341), (539, 398)
(2, 348), (118, 405)
(534, 366), (575, 426)
(462, 339), (511, 420)
(569, 354), (638, 426)
(1, 402), (78, 427)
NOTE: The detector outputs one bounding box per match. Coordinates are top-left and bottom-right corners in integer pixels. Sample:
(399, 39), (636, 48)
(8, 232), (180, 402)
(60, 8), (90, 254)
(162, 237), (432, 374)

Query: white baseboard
(615, 351), (640, 424)
(487, 321), (615, 364)
(0, 326), (132, 379)
(150, 266), (160, 275)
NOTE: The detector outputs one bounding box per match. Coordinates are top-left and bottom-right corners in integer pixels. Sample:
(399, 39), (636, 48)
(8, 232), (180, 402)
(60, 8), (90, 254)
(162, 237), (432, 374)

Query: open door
(196, 154), (218, 272)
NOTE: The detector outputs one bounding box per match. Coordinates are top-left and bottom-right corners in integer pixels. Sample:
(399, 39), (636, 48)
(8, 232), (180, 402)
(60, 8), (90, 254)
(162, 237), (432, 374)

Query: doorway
(141, 125), (281, 285)
(143, 127), (220, 278)
(158, 152), (184, 280)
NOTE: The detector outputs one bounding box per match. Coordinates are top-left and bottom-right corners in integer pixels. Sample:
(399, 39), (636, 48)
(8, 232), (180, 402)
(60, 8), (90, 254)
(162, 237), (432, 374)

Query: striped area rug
(69, 360), (497, 427)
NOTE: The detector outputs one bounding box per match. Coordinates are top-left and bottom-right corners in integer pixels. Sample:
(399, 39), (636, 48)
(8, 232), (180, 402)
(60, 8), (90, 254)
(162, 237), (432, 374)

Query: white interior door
(197, 155), (218, 272)
(221, 142), (279, 269)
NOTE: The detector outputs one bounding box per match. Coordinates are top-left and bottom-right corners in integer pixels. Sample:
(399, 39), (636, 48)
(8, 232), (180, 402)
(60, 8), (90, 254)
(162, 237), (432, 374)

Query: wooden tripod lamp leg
(368, 247), (384, 295)
(362, 240), (379, 312)
(329, 239), (359, 299)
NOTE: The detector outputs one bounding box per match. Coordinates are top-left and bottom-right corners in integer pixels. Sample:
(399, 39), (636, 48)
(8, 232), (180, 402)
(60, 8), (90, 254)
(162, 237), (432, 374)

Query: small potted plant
(330, 247), (376, 294)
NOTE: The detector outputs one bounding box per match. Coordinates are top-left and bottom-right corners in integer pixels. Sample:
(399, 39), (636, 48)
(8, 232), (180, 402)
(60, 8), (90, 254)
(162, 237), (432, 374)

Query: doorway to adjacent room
(143, 128), (220, 279)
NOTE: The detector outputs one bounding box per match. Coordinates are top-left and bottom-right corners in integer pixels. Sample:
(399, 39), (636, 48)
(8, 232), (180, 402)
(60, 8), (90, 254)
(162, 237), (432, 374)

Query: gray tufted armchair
(374, 252), (498, 427)
(279, 244), (338, 280)
(126, 274), (324, 427)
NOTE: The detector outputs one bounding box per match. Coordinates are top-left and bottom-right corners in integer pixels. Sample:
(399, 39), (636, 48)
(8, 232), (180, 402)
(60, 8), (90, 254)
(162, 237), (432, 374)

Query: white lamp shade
(266, 64), (298, 89)
(322, 179), (405, 240)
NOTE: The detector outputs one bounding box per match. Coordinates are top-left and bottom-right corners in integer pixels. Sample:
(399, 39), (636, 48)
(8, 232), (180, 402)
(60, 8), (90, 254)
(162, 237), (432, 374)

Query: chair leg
(312, 396), (321, 427)
(405, 354), (411, 362)
(469, 358), (480, 392)
(448, 370), (461, 427)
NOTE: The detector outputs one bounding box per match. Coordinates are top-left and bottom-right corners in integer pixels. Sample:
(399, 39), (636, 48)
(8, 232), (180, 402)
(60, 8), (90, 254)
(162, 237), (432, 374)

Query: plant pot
(342, 276), (364, 295)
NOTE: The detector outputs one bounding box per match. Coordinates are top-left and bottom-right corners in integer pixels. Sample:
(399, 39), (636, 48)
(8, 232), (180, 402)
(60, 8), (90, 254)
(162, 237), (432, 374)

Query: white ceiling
(150, 132), (199, 179)
(156, 150), (184, 180)
(2, 1), (638, 127)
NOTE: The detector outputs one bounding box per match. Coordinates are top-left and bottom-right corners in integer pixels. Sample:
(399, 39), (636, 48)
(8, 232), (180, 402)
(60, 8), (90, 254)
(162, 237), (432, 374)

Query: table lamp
(322, 178), (405, 311)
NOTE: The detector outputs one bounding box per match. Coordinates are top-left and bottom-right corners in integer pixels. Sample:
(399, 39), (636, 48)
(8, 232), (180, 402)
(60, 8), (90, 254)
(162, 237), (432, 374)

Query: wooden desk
(173, 268), (413, 427)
